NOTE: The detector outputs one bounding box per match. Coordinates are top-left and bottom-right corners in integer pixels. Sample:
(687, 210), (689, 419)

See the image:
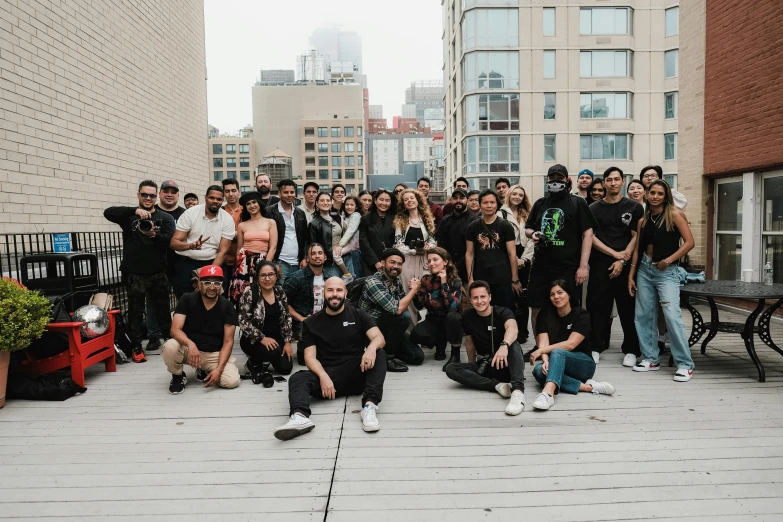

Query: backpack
(25, 295), (72, 359)
(114, 312), (134, 357)
(346, 277), (369, 304)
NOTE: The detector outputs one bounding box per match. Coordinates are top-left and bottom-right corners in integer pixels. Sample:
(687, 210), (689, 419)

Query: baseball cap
(452, 188), (468, 198)
(547, 164), (569, 178)
(198, 265), (223, 279)
(578, 169), (594, 179)
(161, 180), (179, 192)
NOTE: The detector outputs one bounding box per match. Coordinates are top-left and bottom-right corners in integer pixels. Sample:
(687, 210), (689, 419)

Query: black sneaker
(169, 373), (187, 394)
(434, 348), (447, 361)
(196, 369), (207, 381)
(146, 338), (162, 351)
(386, 357), (408, 373)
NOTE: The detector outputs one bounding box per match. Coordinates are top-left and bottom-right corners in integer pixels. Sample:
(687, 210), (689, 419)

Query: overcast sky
(204, 0), (443, 134)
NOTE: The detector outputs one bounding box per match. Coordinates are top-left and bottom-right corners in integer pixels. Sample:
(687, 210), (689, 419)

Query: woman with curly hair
(394, 188), (436, 325)
(229, 191), (278, 303)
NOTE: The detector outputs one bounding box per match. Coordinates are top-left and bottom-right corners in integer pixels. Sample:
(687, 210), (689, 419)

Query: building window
(665, 49), (678, 78)
(332, 169), (342, 180)
(665, 92), (678, 119)
(543, 7), (555, 36)
(240, 157), (250, 167)
(226, 171), (236, 179)
(346, 169), (355, 179)
(240, 171), (250, 181)
(331, 143), (341, 153)
(358, 156), (363, 166)
(544, 135), (556, 161)
(305, 128), (315, 136)
(763, 175), (783, 283)
(306, 170), (316, 180)
(305, 157), (315, 166)
(463, 51), (520, 91)
(226, 158), (236, 168)
(241, 186), (250, 193)
(580, 134), (630, 160)
(318, 127), (328, 137)
(665, 7), (679, 37)
(544, 93), (556, 120)
(213, 158), (223, 168)
(664, 174), (678, 190)
(358, 126), (362, 137)
(358, 169), (364, 179)
(345, 143), (354, 153)
(345, 156), (355, 166)
(213, 171), (223, 181)
(318, 143), (328, 153)
(462, 8), (519, 51)
(462, 136), (520, 175)
(212, 144), (222, 155)
(332, 156), (342, 166)
(226, 144), (236, 154)
(239, 144), (249, 153)
(715, 179), (743, 280)
(580, 51), (631, 77)
(319, 169), (329, 180)
(463, 0), (517, 6)
(579, 93), (630, 119)
(305, 143), (315, 153)
(543, 50), (556, 79)
(580, 7), (631, 35)
(331, 127), (341, 137)
(319, 156), (328, 166)
(664, 133), (677, 160)
(358, 142), (363, 152)
(344, 127), (355, 137)
(463, 93), (520, 133)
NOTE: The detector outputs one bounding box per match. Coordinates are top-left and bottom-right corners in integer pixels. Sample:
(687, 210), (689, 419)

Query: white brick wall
(0, 0), (208, 233)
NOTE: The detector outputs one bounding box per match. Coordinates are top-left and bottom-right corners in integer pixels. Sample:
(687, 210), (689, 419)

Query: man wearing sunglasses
(163, 265), (241, 394)
(104, 180), (176, 363)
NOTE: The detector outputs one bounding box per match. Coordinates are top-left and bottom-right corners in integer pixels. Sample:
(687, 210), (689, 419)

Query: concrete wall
(0, 0), (208, 233)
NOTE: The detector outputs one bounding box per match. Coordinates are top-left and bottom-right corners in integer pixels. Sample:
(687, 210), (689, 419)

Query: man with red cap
(162, 265), (241, 394)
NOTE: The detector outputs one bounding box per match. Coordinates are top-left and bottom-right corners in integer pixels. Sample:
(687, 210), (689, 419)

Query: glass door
(762, 173), (783, 283)
(714, 179), (743, 280)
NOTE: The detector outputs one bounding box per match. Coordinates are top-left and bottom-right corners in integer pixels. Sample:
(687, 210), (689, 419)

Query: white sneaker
(592, 351), (600, 364)
(622, 354), (637, 367)
(273, 413), (315, 441)
(586, 379), (616, 395)
(532, 392), (554, 410)
(674, 368), (693, 382)
(633, 360), (661, 372)
(505, 390), (525, 416)
(495, 382), (512, 398)
(361, 403), (380, 432)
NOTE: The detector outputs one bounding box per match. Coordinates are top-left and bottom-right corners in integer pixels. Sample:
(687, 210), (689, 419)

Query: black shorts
(527, 265), (579, 309)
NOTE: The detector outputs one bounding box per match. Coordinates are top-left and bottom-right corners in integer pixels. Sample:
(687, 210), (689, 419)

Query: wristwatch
(511, 279), (520, 284)
(620, 260), (627, 266)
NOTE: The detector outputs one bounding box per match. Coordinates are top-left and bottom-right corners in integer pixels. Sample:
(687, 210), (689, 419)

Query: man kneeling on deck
(274, 277), (387, 440)
(163, 265), (241, 394)
(445, 281), (526, 415)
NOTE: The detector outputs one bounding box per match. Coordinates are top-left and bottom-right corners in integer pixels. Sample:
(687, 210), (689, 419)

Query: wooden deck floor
(1, 304), (783, 521)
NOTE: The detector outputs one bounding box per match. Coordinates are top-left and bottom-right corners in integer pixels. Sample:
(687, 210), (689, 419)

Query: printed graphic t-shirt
(526, 195), (597, 272)
(312, 274), (325, 314)
(465, 218), (515, 285)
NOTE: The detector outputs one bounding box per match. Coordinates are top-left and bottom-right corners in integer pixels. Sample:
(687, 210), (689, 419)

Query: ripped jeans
(634, 255), (694, 370)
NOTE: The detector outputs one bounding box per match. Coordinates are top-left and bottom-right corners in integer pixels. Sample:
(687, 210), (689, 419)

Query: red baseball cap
(198, 265), (223, 279)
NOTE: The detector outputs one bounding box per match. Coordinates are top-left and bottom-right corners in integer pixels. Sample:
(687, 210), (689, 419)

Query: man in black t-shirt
(274, 277), (387, 441)
(445, 281), (526, 416)
(526, 164), (596, 330)
(437, 188), (477, 282)
(465, 190), (522, 310)
(162, 265), (241, 394)
(587, 167), (644, 366)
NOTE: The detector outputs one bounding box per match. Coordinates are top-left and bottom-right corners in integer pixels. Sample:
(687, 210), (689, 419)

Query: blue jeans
(278, 260), (298, 284)
(532, 349), (595, 395)
(343, 251), (362, 278)
(634, 255), (694, 370)
(323, 264), (342, 278)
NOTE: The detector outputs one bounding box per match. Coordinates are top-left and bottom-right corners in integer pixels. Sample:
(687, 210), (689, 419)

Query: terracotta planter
(0, 351), (9, 408)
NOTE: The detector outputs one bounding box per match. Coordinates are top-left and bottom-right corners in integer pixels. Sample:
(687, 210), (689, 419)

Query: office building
(367, 133), (433, 191)
(258, 69), (295, 85)
(0, 0), (208, 233)
(369, 105), (384, 120)
(209, 134), (257, 193)
(406, 80), (446, 127)
(309, 26), (363, 73)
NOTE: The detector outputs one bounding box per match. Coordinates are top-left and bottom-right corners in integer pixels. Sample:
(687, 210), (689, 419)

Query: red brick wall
(703, 0), (783, 176)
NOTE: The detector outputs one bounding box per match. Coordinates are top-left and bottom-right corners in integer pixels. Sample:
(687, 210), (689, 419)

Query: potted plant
(0, 278), (51, 408)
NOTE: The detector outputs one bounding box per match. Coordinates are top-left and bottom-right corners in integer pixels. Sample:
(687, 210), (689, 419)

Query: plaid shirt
(358, 271), (404, 319)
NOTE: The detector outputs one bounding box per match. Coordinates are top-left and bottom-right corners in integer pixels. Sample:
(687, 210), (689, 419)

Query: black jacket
(103, 206), (175, 275)
(359, 211), (395, 276)
(266, 203), (308, 263)
(309, 214), (335, 266)
(437, 209), (478, 281)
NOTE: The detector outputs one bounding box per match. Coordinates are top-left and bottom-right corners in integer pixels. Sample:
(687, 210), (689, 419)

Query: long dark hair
(541, 279), (572, 336)
(369, 189), (397, 217)
(254, 259), (281, 285)
(642, 179), (677, 232)
(426, 247), (459, 284)
(343, 195), (363, 216)
(586, 178), (606, 204)
(240, 194), (267, 221)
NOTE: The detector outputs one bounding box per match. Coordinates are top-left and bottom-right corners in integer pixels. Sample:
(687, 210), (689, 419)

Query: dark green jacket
(282, 266), (316, 318)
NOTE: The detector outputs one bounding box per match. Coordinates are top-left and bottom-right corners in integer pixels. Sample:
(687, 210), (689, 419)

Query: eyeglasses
(258, 273), (277, 280)
(139, 193), (157, 199)
(201, 281), (222, 288)
(643, 174), (659, 179)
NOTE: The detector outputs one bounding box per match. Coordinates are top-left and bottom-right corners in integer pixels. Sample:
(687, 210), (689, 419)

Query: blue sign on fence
(52, 233), (71, 253)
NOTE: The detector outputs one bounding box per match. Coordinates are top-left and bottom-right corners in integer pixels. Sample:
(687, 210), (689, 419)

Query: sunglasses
(139, 193), (157, 199)
(394, 189), (403, 193)
(201, 280), (222, 288)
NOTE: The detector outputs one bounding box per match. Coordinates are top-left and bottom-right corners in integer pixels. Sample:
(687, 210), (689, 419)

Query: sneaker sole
(673, 374), (693, 382)
(622, 360), (637, 367)
(362, 423), (380, 433)
(169, 376), (187, 395)
(505, 406), (524, 416)
(532, 403), (551, 411)
(274, 424), (315, 441)
(169, 388), (185, 395)
(632, 366), (660, 372)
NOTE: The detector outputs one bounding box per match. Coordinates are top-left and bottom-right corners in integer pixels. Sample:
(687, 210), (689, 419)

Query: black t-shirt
(261, 297), (283, 345)
(300, 304), (376, 367)
(174, 292), (238, 353)
(461, 306), (515, 356)
(526, 195), (597, 271)
(155, 205), (186, 223)
(466, 218), (515, 284)
(535, 307), (592, 357)
(589, 198), (643, 263)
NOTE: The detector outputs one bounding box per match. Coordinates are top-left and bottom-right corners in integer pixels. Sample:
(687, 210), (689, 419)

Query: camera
(138, 219), (161, 233)
(409, 238), (425, 250)
(534, 232), (552, 250)
(476, 354), (492, 376)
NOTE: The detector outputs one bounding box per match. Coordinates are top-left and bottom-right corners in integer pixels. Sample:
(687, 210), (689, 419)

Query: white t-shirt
(278, 202), (299, 265)
(312, 274), (324, 313)
(175, 204), (236, 261)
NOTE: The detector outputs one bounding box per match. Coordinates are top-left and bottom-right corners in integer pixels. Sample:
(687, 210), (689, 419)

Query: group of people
(104, 162), (695, 438)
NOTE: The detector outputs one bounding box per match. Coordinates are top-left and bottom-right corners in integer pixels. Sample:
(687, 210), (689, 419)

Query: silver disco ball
(73, 305), (110, 339)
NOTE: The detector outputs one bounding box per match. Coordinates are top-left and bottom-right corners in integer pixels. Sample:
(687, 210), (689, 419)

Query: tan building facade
(443, 1), (681, 200)
(0, 0), (209, 233)
(301, 120), (365, 193)
(208, 138), (257, 193)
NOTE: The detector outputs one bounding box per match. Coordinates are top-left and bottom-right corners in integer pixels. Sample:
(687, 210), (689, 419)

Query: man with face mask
(437, 188), (478, 281)
(274, 277), (387, 440)
(525, 165), (596, 333)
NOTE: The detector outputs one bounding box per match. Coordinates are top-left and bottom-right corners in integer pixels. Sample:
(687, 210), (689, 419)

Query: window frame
(543, 135), (556, 162)
(579, 7), (632, 36)
(544, 92), (556, 120)
(543, 50), (556, 79)
(665, 49), (678, 78)
(665, 7), (679, 37)
(226, 144), (236, 154)
(714, 177), (744, 281)
(664, 133), (677, 160)
(462, 7), (519, 51)
(543, 7), (555, 37)
(579, 92), (631, 119)
(579, 134), (631, 160)
(462, 51), (520, 91)
(580, 50), (632, 78)
(665, 92), (678, 119)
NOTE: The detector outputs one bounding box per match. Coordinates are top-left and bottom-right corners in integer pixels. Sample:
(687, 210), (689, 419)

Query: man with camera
(104, 180), (176, 363)
(445, 281), (526, 416)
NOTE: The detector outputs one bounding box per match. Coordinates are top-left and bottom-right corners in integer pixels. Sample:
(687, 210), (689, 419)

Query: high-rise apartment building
(443, 1), (680, 198)
(209, 136), (257, 193)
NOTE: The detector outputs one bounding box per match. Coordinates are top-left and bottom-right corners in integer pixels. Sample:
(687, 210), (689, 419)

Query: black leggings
(240, 336), (293, 375)
(410, 311), (462, 349)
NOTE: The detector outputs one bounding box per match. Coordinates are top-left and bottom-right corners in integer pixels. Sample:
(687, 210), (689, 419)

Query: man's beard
(207, 203), (221, 213)
(384, 267), (400, 280)
(454, 202), (466, 213)
(257, 185), (270, 195)
(309, 260), (324, 268)
(326, 296), (345, 311)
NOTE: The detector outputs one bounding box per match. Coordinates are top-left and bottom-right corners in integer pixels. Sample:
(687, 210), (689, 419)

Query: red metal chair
(15, 310), (118, 387)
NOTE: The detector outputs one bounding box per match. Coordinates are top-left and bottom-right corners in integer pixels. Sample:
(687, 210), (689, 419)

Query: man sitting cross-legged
(445, 280), (526, 415)
(274, 277), (387, 440)
(162, 265), (241, 394)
